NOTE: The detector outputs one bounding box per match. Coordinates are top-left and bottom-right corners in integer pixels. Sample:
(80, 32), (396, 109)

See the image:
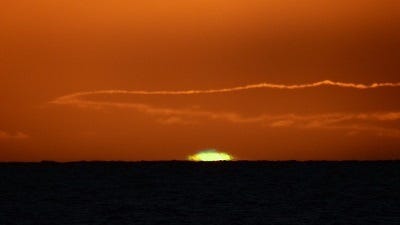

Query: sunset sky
(1, 0), (400, 161)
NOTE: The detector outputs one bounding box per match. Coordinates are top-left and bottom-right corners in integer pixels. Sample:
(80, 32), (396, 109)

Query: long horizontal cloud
(52, 80), (400, 104)
(51, 80), (400, 137)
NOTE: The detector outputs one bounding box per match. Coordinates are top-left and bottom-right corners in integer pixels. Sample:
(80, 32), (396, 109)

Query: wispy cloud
(52, 80), (400, 105)
(0, 131), (29, 140)
(51, 80), (400, 137)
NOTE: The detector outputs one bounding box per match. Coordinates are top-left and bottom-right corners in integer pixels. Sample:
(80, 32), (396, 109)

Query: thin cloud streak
(52, 80), (400, 104)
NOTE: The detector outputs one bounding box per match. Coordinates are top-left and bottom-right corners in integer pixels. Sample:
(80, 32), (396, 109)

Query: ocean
(1, 161), (399, 225)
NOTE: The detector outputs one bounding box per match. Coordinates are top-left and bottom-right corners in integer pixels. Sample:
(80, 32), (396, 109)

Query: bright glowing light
(188, 149), (234, 161)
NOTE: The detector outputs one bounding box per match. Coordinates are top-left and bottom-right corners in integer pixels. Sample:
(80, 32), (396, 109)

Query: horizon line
(1, 160), (399, 164)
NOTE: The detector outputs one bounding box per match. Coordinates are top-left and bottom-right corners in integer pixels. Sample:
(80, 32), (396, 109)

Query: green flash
(188, 149), (233, 161)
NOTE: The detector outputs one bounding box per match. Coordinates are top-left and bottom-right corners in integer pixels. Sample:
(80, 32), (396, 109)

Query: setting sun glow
(188, 149), (234, 162)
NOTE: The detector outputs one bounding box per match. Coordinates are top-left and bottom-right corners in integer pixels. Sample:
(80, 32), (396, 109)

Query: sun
(188, 149), (234, 162)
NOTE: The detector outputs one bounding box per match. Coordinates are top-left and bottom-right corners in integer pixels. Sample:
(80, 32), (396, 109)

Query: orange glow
(1, 0), (400, 161)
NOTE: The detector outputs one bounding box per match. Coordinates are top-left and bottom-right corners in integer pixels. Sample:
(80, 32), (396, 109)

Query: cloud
(157, 116), (197, 125)
(50, 80), (400, 137)
(270, 120), (295, 128)
(0, 131), (29, 140)
(52, 80), (400, 105)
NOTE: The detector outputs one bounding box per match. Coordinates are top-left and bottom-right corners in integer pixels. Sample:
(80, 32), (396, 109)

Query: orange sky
(1, 0), (400, 161)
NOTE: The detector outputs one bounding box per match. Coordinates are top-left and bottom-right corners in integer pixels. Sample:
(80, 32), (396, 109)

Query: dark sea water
(0, 161), (399, 225)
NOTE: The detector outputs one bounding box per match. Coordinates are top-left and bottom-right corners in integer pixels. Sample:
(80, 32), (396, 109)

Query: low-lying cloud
(51, 80), (400, 137)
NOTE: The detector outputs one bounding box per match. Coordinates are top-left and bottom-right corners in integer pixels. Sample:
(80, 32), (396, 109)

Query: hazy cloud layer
(0, 131), (29, 140)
